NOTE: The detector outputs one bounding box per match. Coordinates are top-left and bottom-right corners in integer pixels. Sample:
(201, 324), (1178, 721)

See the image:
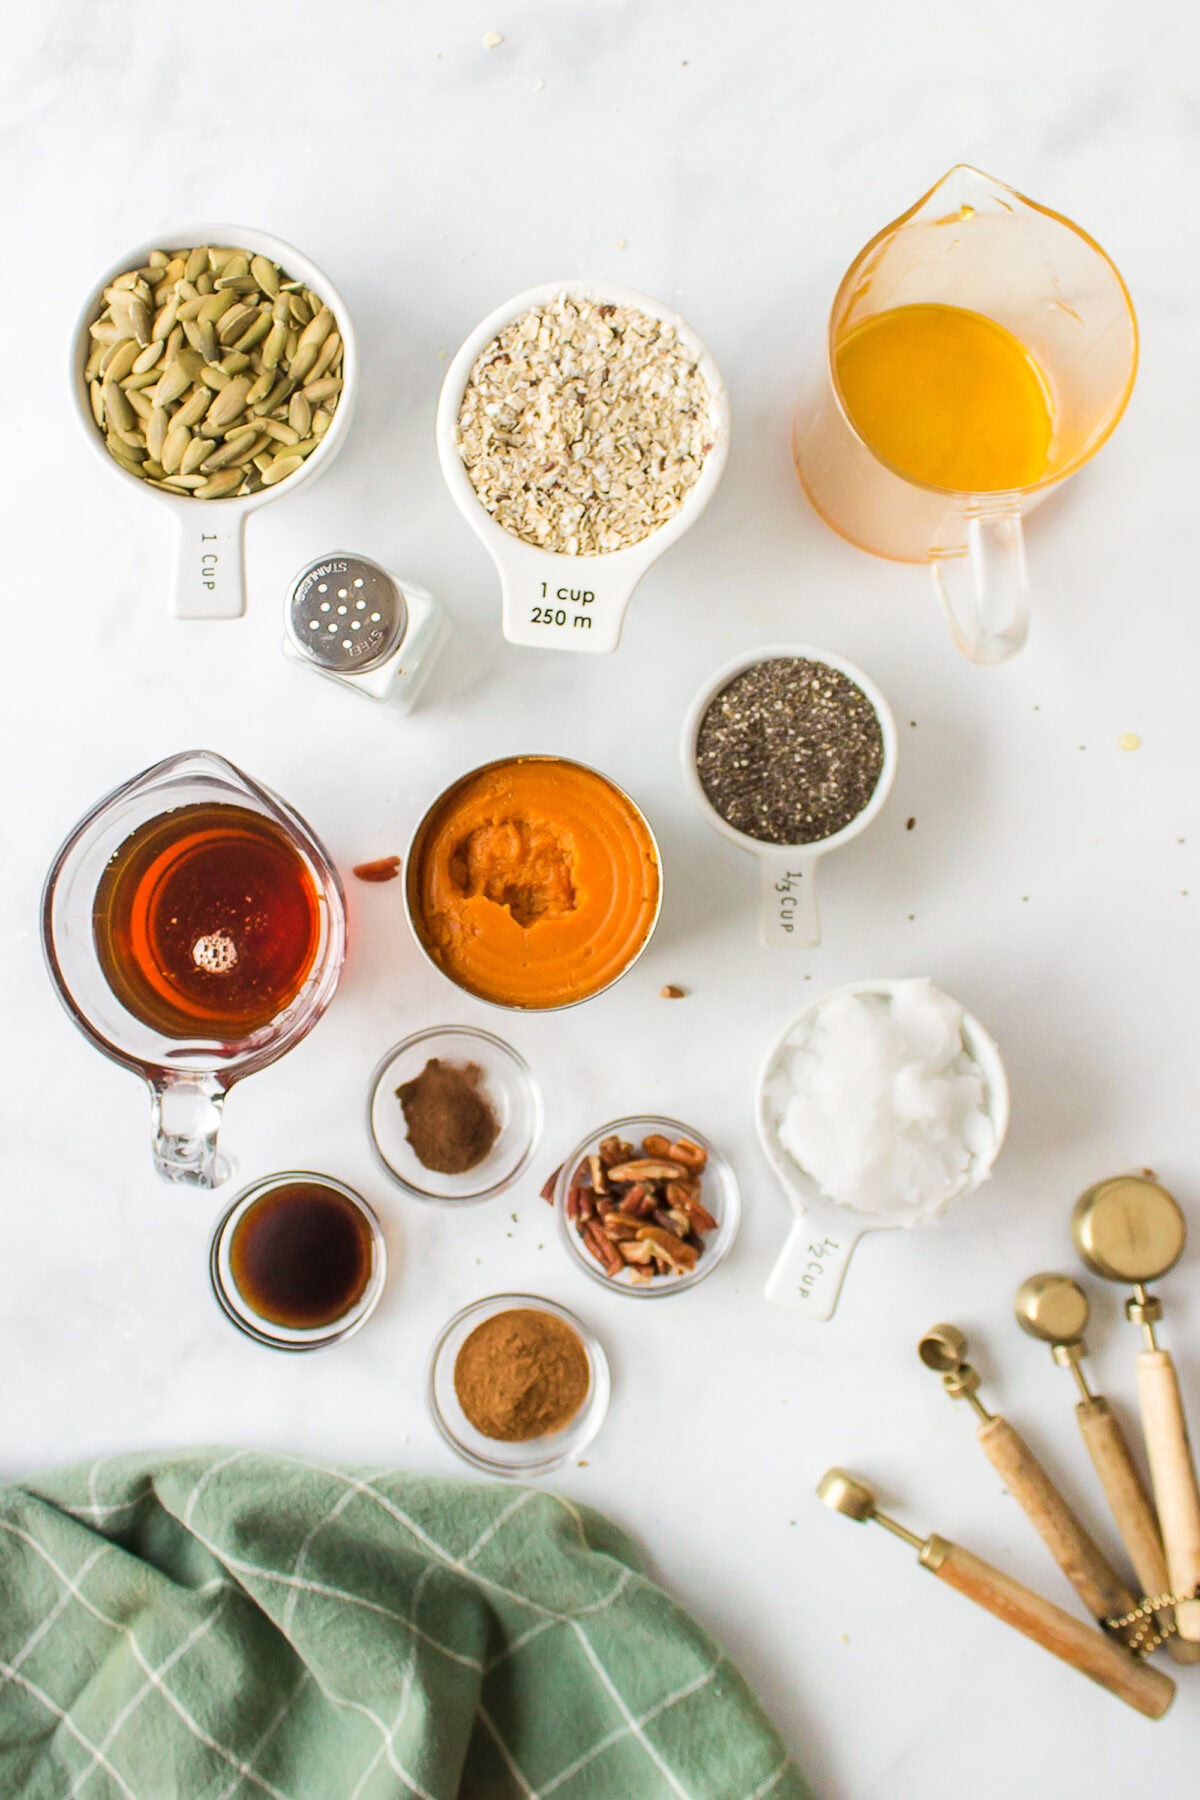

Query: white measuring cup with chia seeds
(681, 645), (897, 945)
(436, 279), (730, 654)
(71, 224), (358, 620)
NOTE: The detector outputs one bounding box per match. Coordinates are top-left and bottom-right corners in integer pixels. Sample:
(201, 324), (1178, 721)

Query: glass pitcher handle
(931, 509), (1030, 664)
(148, 1074), (229, 1187)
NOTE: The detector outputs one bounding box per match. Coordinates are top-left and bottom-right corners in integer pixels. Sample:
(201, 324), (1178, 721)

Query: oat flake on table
(456, 292), (715, 555)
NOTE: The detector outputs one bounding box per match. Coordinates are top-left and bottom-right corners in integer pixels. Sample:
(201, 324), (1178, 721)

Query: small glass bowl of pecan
(551, 1115), (740, 1297)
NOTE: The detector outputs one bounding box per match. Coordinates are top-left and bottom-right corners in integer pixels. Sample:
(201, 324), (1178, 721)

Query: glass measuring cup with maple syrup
(42, 751), (346, 1187)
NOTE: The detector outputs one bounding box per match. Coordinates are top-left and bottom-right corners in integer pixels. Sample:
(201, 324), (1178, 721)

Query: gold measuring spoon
(816, 1470), (1174, 1718)
(1015, 1273), (1199, 1664)
(918, 1324), (1140, 1643)
(1073, 1174), (1200, 1642)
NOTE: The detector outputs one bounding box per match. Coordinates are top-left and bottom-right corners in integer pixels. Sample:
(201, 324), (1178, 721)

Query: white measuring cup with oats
(681, 645), (898, 946)
(756, 978), (1009, 1320)
(436, 280), (730, 653)
(71, 224), (358, 620)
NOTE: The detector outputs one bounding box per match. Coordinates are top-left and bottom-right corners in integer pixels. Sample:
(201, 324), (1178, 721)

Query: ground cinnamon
(396, 1058), (499, 1174)
(454, 1308), (590, 1442)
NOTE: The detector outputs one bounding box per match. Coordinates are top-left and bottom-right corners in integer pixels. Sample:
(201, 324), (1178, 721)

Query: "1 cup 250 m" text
(530, 584), (594, 630)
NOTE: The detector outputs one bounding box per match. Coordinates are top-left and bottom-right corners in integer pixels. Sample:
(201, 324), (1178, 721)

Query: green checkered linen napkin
(0, 1450), (807, 1800)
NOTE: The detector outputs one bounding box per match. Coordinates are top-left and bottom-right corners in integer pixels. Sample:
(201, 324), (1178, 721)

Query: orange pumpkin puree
(408, 757), (660, 1009)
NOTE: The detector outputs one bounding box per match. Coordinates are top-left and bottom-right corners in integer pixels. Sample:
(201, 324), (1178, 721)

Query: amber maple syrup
(93, 802), (322, 1040)
(229, 1180), (375, 1329)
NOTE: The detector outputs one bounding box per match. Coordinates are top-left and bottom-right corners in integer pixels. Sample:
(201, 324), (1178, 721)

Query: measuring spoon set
(821, 1173), (1200, 1719)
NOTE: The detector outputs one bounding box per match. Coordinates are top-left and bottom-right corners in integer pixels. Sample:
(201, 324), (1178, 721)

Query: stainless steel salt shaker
(283, 551), (449, 709)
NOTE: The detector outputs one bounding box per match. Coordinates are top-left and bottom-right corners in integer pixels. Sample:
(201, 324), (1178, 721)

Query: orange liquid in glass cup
(793, 166), (1137, 663)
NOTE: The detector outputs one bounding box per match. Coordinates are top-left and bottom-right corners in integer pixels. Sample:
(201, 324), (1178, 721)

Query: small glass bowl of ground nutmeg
(428, 1295), (611, 1477)
(367, 1027), (542, 1203)
(552, 1116), (741, 1298)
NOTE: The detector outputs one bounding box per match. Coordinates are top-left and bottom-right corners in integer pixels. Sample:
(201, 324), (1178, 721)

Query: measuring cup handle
(758, 850), (820, 947)
(764, 1216), (858, 1319)
(148, 1074), (229, 1188)
(931, 509), (1030, 664)
(171, 508), (248, 619)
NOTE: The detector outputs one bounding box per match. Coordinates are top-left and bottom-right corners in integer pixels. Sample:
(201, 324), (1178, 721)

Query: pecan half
(606, 1158), (688, 1183)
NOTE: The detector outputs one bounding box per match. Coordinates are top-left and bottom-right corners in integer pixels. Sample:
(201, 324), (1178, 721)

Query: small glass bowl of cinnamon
(428, 1294), (611, 1477)
(367, 1026), (542, 1203)
(553, 1116), (741, 1298)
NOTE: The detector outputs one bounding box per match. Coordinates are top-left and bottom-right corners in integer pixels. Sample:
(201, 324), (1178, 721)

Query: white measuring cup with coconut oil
(682, 645), (898, 946)
(71, 224), (358, 620)
(756, 979), (1009, 1319)
(436, 279), (730, 653)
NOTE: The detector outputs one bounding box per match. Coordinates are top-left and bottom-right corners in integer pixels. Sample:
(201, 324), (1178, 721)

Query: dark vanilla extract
(93, 802), (322, 1040)
(229, 1181), (374, 1329)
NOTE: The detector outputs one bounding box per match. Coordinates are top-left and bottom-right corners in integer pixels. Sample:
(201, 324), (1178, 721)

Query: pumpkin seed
(260, 453), (304, 487)
(173, 387), (212, 430)
(128, 299), (153, 346)
(183, 317), (221, 362)
(312, 407), (334, 437)
(232, 311), (272, 353)
(184, 245), (209, 283)
(101, 337), (141, 382)
(181, 436), (215, 475)
(205, 374), (252, 429)
(195, 470), (244, 499)
(287, 342), (320, 384)
(149, 249), (171, 270)
(146, 407), (169, 460)
(216, 302), (255, 344)
(218, 351), (251, 376)
(161, 473), (207, 490)
(101, 379), (135, 433)
(303, 376), (343, 406)
(305, 332), (342, 384)
(125, 388), (154, 422)
(261, 319), (289, 370)
(89, 383), (106, 428)
(287, 392), (311, 436)
(198, 289), (237, 324)
(132, 340), (165, 374)
(251, 255), (279, 296)
(161, 424), (193, 474)
(258, 418), (299, 445)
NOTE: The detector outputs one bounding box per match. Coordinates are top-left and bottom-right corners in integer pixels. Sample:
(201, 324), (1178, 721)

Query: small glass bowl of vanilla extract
(209, 1172), (387, 1350)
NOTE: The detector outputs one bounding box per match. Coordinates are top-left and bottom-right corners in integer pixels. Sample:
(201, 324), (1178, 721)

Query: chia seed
(695, 658), (885, 846)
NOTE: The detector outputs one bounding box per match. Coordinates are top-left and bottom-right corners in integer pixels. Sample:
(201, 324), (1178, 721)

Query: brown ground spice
(454, 1308), (590, 1442)
(396, 1058), (500, 1174)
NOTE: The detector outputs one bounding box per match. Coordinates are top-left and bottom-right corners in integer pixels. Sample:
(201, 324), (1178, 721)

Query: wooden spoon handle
(1137, 1350), (1200, 1642)
(978, 1415), (1137, 1624)
(929, 1540), (1174, 1718)
(1075, 1396), (1200, 1664)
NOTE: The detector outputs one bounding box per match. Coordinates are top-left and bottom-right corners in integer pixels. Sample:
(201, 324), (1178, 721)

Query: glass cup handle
(931, 509), (1031, 664)
(149, 1075), (229, 1187)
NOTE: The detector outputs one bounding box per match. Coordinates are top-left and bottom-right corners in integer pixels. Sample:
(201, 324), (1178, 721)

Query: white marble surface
(4, 2), (1200, 1793)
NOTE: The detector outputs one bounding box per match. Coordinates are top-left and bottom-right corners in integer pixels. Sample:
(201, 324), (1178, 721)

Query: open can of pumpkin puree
(404, 755), (662, 1010)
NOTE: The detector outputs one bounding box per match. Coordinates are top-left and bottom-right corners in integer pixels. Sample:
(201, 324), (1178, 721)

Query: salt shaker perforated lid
(283, 550), (448, 708)
(287, 554), (408, 673)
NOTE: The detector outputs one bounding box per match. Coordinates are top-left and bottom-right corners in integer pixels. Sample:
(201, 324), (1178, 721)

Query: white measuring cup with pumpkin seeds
(681, 645), (898, 945)
(436, 279), (730, 654)
(71, 224), (358, 620)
